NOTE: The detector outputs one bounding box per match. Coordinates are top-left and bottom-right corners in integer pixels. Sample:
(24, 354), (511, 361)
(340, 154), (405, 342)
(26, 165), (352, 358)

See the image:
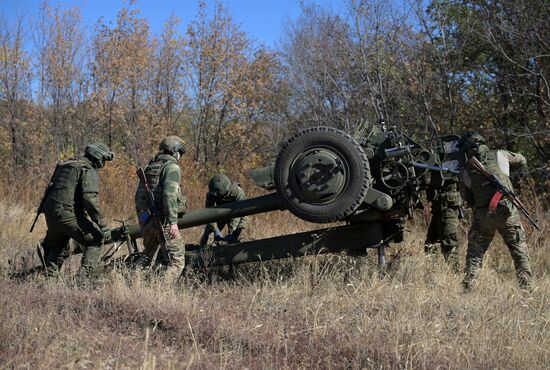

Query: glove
(214, 229), (224, 241)
(138, 211), (151, 225)
(223, 228), (242, 243)
(223, 233), (236, 243)
(101, 226), (112, 243)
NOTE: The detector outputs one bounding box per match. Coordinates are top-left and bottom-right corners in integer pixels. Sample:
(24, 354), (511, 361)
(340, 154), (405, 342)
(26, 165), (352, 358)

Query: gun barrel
(109, 192), (285, 242)
(412, 161), (459, 175)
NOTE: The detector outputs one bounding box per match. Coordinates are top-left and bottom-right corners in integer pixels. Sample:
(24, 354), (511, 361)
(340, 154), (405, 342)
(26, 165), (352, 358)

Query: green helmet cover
(208, 174), (232, 197)
(159, 136), (187, 157)
(458, 132), (486, 151)
(85, 141), (114, 168)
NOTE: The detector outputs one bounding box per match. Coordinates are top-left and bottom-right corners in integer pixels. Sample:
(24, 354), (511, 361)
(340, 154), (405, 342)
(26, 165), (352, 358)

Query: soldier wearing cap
(40, 142), (114, 278)
(135, 136), (188, 283)
(458, 132), (533, 290)
(199, 174), (248, 246)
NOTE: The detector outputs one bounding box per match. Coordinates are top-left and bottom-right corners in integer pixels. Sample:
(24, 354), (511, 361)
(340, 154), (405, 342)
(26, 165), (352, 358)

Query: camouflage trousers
(463, 206), (533, 289)
(42, 205), (104, 276)
(424, 201), (460, 271)
(141, 221), (185, 283)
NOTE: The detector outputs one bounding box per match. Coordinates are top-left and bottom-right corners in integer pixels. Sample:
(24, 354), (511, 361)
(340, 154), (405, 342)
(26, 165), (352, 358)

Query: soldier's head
(458, 132), (488, 158)
(85, 142), (114, 168)
(159, 136), (187, 160)
(208, 174), (232, 198)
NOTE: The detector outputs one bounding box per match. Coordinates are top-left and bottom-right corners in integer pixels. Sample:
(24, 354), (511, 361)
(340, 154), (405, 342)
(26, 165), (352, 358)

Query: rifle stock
(467, 157), (540, 230)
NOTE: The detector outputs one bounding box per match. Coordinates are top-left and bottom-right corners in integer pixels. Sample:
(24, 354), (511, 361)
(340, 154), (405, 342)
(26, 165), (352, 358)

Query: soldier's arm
(458, 170), (474, 208)
(162, 163), (181, 226)
(204, 192), (218, 230)
(81, 169), (107, 228)
(229, 185), (248, 231)
(503, 151), (527, 169)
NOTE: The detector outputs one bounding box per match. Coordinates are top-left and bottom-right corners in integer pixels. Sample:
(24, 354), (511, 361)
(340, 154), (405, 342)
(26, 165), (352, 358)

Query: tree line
(1, 0), (548, 203)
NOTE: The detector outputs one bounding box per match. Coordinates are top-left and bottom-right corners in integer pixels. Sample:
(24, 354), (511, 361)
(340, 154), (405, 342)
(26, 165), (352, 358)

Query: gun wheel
(274, 126), (371, 223)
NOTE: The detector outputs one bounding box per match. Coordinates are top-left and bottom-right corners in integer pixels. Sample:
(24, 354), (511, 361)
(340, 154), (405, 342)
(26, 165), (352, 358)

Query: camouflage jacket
(460, 149), (526, 210)
(44, 156), (107, 229)
(135, 153), (184, 225)
(205, 183), (248, 231)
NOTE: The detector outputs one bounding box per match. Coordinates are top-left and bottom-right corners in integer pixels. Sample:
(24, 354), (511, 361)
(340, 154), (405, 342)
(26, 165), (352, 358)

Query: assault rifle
(468, 157), (540, 230)
(136, 167), (171, 264)
(30, 163), (59, 233)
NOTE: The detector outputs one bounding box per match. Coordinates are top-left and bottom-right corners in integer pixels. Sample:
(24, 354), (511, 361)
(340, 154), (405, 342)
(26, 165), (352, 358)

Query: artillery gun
(106, 123), (464, 269)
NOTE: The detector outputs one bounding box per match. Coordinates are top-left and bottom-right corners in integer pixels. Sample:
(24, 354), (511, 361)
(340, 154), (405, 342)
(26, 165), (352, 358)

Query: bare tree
(0, 14), (33, 176)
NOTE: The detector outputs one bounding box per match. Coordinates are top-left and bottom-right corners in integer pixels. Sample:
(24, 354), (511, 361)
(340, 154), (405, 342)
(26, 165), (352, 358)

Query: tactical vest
(45, 157), (92, 210)
(135, 155), (176, 212)
(467, 150), (514, 208)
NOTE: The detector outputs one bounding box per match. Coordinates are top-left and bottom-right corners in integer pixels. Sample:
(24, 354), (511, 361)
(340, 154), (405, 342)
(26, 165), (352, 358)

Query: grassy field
(0, 198), (548, 369)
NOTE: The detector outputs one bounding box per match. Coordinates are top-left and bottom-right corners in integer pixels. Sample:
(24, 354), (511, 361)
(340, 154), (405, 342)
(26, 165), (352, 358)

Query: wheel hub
(291, 148), (347, 204)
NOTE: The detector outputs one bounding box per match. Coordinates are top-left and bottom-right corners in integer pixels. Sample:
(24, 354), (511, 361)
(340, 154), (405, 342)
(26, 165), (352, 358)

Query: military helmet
(458, 132), (486, 151)
(208, 174), (232, 197)
(85, 141), (114, 168)
(159, 136), (187, 157)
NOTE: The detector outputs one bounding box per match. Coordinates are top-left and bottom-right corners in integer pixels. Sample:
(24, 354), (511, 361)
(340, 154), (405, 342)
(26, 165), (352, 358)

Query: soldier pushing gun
(134, 136), (188, 284)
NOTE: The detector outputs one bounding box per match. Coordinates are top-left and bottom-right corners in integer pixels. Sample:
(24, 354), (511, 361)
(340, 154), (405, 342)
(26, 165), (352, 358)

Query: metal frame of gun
(468, 157), (540, 230)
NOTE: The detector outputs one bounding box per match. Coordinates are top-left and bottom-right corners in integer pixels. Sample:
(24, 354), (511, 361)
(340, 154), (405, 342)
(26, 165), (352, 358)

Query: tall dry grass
(0, 184), (548, 369)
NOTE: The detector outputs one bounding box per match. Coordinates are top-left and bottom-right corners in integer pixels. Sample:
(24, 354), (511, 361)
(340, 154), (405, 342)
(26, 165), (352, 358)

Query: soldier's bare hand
(169, 224), (180, 239)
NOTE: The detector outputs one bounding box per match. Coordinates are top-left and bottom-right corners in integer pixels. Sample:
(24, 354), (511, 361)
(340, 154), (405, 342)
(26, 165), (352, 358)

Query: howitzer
(136, 167), (171, 264)
(468, 156), (540, 230)
(104, 125), (461, 269)
(30, 163), (59, 233)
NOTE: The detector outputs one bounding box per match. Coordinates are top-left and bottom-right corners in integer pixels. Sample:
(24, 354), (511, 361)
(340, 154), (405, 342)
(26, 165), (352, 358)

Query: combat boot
(77, 245), (105, 283)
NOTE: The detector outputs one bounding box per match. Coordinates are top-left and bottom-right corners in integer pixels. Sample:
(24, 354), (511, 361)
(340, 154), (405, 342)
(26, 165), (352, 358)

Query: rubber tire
(274, 126), (371, 223)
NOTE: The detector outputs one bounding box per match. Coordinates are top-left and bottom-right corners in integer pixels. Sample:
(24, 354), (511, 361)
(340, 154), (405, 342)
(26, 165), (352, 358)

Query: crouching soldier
(199, 174), (248, 246)
(135, 136), (187, 283)
(40, 142), (114, 279)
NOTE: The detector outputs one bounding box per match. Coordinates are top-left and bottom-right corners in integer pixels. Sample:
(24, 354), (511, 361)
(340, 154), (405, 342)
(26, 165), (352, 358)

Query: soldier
(199, 174), (248, 246)
(424, 170), (462, 272)
(40, 142), (114, 278)
(135, 136), (187, 282)
(458, 132), (533, 290)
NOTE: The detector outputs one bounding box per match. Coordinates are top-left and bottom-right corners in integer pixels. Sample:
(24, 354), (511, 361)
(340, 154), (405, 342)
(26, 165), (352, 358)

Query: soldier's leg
(463, 212), (495, 288)
(424, 206), (441, 255)
(163, 225), (185, 284)
(138, 222), (160, 266)
(498, 211), (533, 289)
(69, 214), (104, 275)
(440, 207), (460, 272)
(199, 224), (214, 247)
(42, 216), (71, 276)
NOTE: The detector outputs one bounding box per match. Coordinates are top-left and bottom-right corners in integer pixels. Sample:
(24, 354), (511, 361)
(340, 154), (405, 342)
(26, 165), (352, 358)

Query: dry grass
(0, 196), (549, 369)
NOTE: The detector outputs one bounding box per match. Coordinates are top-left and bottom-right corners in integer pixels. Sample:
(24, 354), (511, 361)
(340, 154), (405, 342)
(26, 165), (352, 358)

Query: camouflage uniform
(41, 143), (113, 277)
(199, 175), (248, 246)
(460, 134), (533, 289)
(424, 173), (461, 271)
(135, 137), (187, 282)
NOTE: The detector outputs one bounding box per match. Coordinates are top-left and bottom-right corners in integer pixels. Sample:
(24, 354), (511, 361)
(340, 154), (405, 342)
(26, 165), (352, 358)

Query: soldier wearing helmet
(39, 141), (114, 279)
(458, 132), (533, 290)
(199, 174), (248, 246)
(135, 136), (187, 282)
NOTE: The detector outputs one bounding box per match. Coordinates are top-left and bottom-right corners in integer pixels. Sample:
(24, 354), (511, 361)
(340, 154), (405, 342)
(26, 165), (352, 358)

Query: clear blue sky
(0, 0), (345, 47)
